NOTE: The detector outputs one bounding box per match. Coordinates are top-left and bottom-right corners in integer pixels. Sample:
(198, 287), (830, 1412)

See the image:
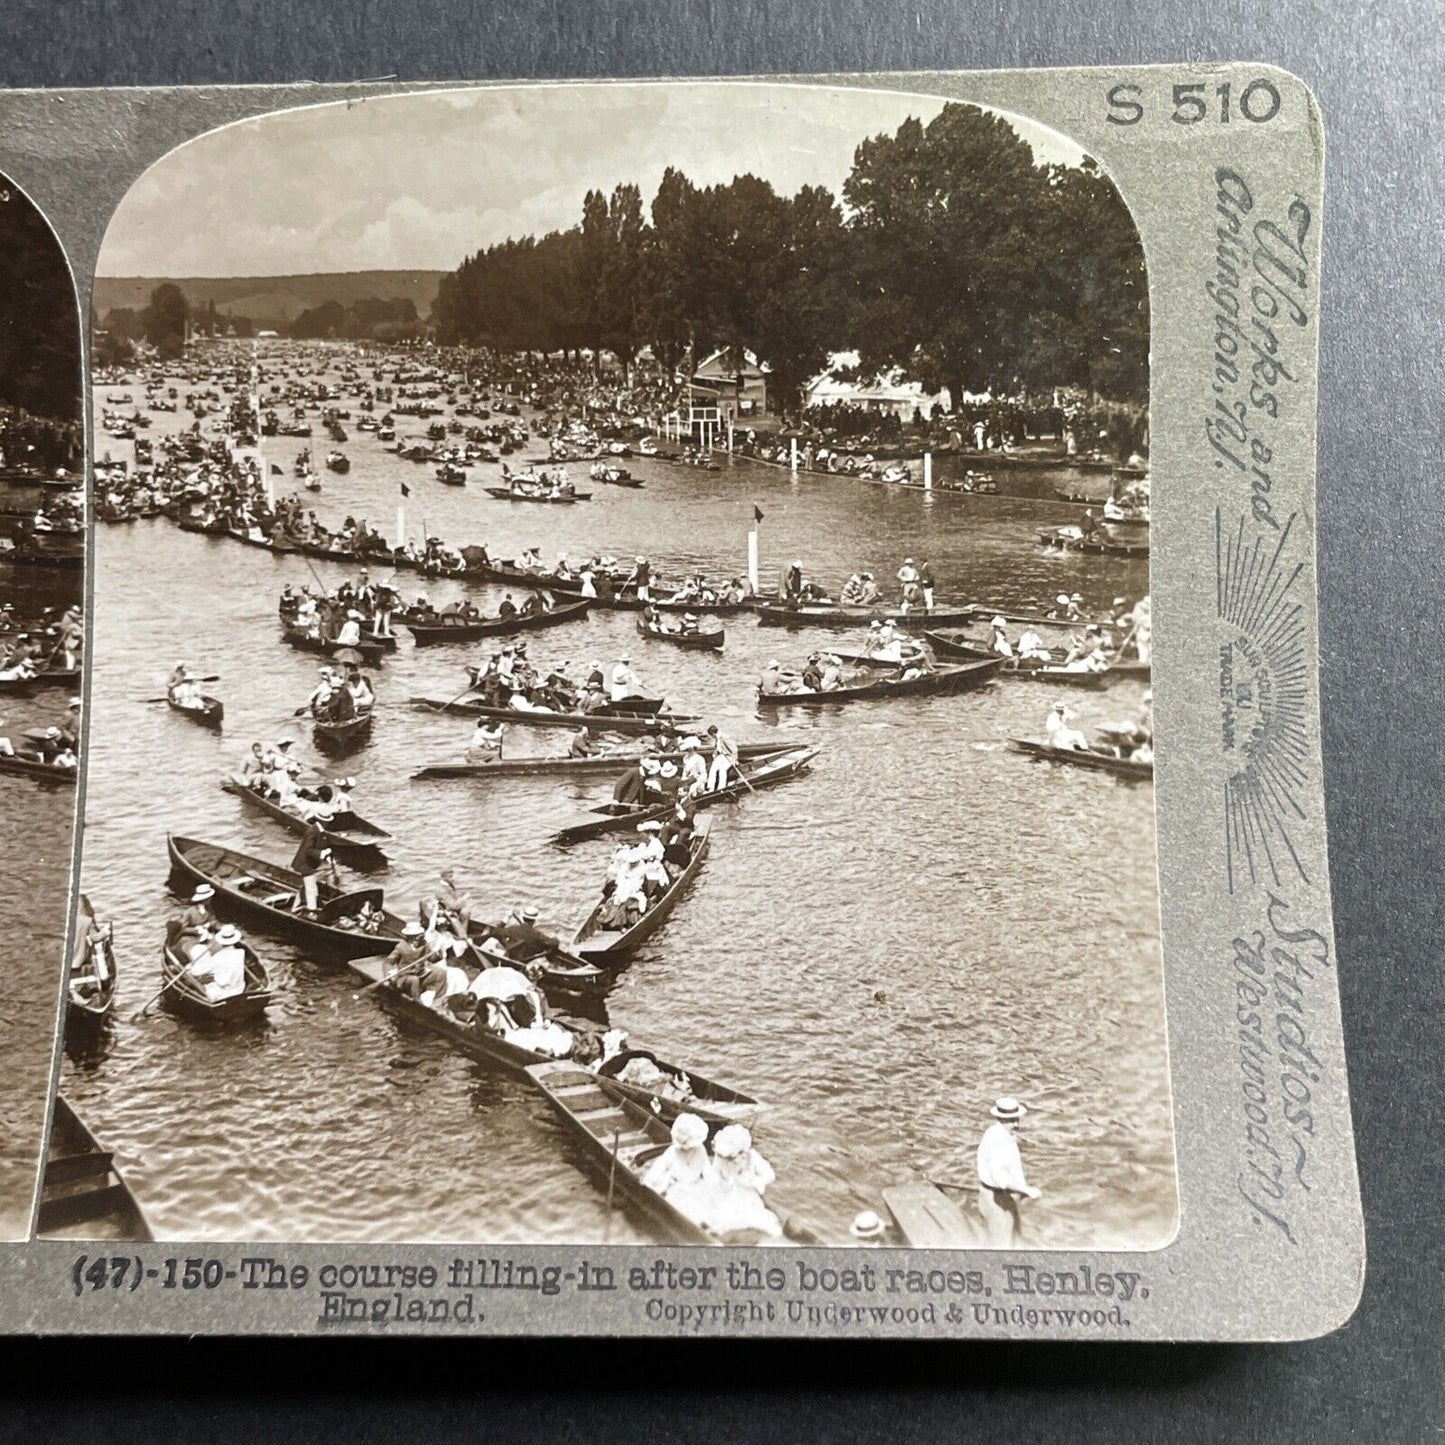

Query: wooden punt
(1008, 737), (1154, 780)
(407, 696), (700, 736)
(404, 596), (592, 645)
(637, 616), (725, 651)
(37, 1097), (153, 1242)
(571, 816), (712, 963)
(220, 779), (390, 871)
(167, 686), (223, 729)
(756, 658), (1001, 708)
(160, 938), (275, 1025)
(554, 749), (814, 845)
(280, 625), (391, 666)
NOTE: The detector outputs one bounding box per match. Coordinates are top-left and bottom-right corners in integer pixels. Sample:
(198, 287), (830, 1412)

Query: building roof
(696, 346), (768, 378)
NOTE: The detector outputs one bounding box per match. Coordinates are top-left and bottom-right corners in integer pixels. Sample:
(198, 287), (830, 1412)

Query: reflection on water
(73, 383), (1174, 1248)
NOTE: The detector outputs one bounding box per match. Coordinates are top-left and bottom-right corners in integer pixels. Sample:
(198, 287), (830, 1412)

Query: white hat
(191, 885), (215, 903)
(521, 906), (539, 921)
(402, 921), (424, 937)
(659, 761), (678, 777)
(991, 615), (1007, 629)
(638, 820), (663, 832)
(712, 1124), (752, 1159)
(990, 1096), (1026, 1122)
(1056, 593), (1071, 606)
(679, 737), (699, 751)
(214, 924), (241, 945)
(850, 1209), (887, 1241)
(670, 1113), (708, 1149)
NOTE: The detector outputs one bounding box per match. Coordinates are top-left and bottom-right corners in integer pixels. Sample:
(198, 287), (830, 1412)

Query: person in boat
(610, 655), (643, 702)
(1061, 626), (1111, 673)
(840, 572), (867, 605)
(1079, 509), (1100, 541)
(679, 612), (700, 636)
(612, 761), (647, 807)
(390, 924), (445, 999)
(704, 723), (738, 792)
(1016, 628), (1052, 663)
(976, 1096), (1041, 1246)
(495, 905), (560, 961)
(700, 1124), (782, 1239)
(577, 564), (598, 598)
(518, 592), (546, 619)
(344, 663), (375, 712)
(759, 658), (785, 695)
(800, 654), (824, 692)
(58, 698), (81, 752)
(782, 559), (804, 603)
(660, 802), (696, 871)
(307, 667), (339, 716)
(70, 915), (114, 1004)
(629, 555), (651, 602)
(291, 825), (338, 914)
(168, 884), (217, 959)
(640, 1112), (717, 1215)
(989, 616), (1015, 660)
(468, 719), (504, 759)
(678, 735), (708, 795)
(1044, 702), (1091, 752)
(568, 725), (602, 759)
(897, 557), (922, 610)
(497, 593), (518, 622)
(335, 610), (363, 648)
(187, 922), (249, 1002)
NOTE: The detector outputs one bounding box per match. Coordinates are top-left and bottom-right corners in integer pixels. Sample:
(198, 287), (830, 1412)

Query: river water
(0, 556), (80, 1237)
(70, 357), (1174, 1250)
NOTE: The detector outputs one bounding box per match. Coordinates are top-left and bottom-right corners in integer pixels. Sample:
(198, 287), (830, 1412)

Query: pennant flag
(400, 481), (411, 498)
(270, 463), (282, 476)
(753, 504), (764, 524)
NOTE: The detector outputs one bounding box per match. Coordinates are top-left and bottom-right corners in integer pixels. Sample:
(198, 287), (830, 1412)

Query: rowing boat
(220, 779), (390, 871)
(66, 895), (116, 1043)
(571, 815), (712, 962)
(313, 709), (373, 753)
(637, 615), (725, 651)
(482, 485), (592, 503)
(1008, 737), (1154, 780)
(168, 685), (224, 729)
(757, 658), (1001, 708)
(280, 624), (392, 665)
(0, 749), (76, 784)
(407, 696), (700, 736)
(166, 833), (409, 958)
(923, 632), (1111, 689)
(596, 1048), (763, 1129)
(37, 1096), (153, 1242)
(755, 602), (976, 631)
(410, 739), (781, 780)
(161, 938), (275, 1025)
(554, 748), (815, 845)
(404, 596), (592, 645)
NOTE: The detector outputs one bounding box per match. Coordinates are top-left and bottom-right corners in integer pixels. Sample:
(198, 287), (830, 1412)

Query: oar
(425, 683), (482, 714)
(352, 958), (423, 999)
(143, 674), (220, 702)
(130, 964), (188, 1020)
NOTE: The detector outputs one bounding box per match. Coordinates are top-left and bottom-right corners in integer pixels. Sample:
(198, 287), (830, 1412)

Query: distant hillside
(93, 271), (447, 329)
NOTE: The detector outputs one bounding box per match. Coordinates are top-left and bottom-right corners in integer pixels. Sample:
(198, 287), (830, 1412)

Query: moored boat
(38, 1097), (153, 1241)
(66, 895), (116, 1042)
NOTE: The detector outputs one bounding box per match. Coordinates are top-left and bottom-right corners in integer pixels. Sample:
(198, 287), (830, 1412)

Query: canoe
(757, 658), (1002, 708)
(280, 625), (392, 665)
(168, 686), (224, 729)
(161, 938), (275, 1025)
(1008, 737), (1154, 780)
(220, 779), (390, 871)
(755, 602), (976, 631)
(313, 709), (373, 752)
(66, 895), (116, 1042)
(554, 748), (815, 845)
(405, 596), (592, 645)
(411, 739), (781, 780)
(407, 696), (700, 736)
(637, 616), (725, 652)
(37, 1096), (153, 1242)
(0, 748), (77, 783)
(526, 1059), (724, 1245)
(166, 833), (409, 959)
(923, 633), (1111, 689)
(571, 815), (712, 962)
(482, 486), (592, 503)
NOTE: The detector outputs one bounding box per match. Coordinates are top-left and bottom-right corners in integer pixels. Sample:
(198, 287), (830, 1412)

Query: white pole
(923, 451), (933, 491)
(727, 418), (734, 453)
(789, 437), (798, 472)
(747, 526), (760, 595)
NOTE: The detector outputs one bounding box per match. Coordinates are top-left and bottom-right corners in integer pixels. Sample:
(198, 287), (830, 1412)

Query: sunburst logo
(1215, 510), (1312, 892)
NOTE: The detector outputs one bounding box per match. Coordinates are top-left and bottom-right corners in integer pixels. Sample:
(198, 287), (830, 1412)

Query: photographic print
(65, 82), (1172, 1251)
(0, 174), (84, 1238)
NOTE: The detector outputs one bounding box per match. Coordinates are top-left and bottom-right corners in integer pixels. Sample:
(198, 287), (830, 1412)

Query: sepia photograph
(0, 174), (85, 1237)
(64, 82), (1171, 1250)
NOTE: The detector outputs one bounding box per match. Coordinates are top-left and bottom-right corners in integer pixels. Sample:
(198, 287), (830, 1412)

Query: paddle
(143, 674), (220, 702)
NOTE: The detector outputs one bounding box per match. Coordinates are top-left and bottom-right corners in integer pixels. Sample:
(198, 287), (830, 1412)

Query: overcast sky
(99, 82), (1087, 278)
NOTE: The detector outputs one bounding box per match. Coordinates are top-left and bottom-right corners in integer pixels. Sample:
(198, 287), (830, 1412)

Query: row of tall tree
(287, 296), (419, 341)
(434, 105), (1149, 412)
(96, 282), (191, 364)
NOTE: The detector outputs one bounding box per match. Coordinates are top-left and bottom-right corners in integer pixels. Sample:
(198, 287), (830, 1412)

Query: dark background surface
(0, 1), (1440, 1440)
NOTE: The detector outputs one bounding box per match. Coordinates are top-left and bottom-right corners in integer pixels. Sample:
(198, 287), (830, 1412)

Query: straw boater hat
(191, 885), (215, 903)
(850, 1210), (887, 1241)
(990, 1097), (1026, 1122)
(521, 906), (539, 921)
(1056, 593), (1071, 607)
(659, 760), (678, 778)
(638, 820), (663, 833)
(214, 924), (241, 946)
(402, 921), (424, 938)
(712, 1124), (752, 1160)
(670, 1113), (708, 1150)
(991, 616), (1007, 630)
